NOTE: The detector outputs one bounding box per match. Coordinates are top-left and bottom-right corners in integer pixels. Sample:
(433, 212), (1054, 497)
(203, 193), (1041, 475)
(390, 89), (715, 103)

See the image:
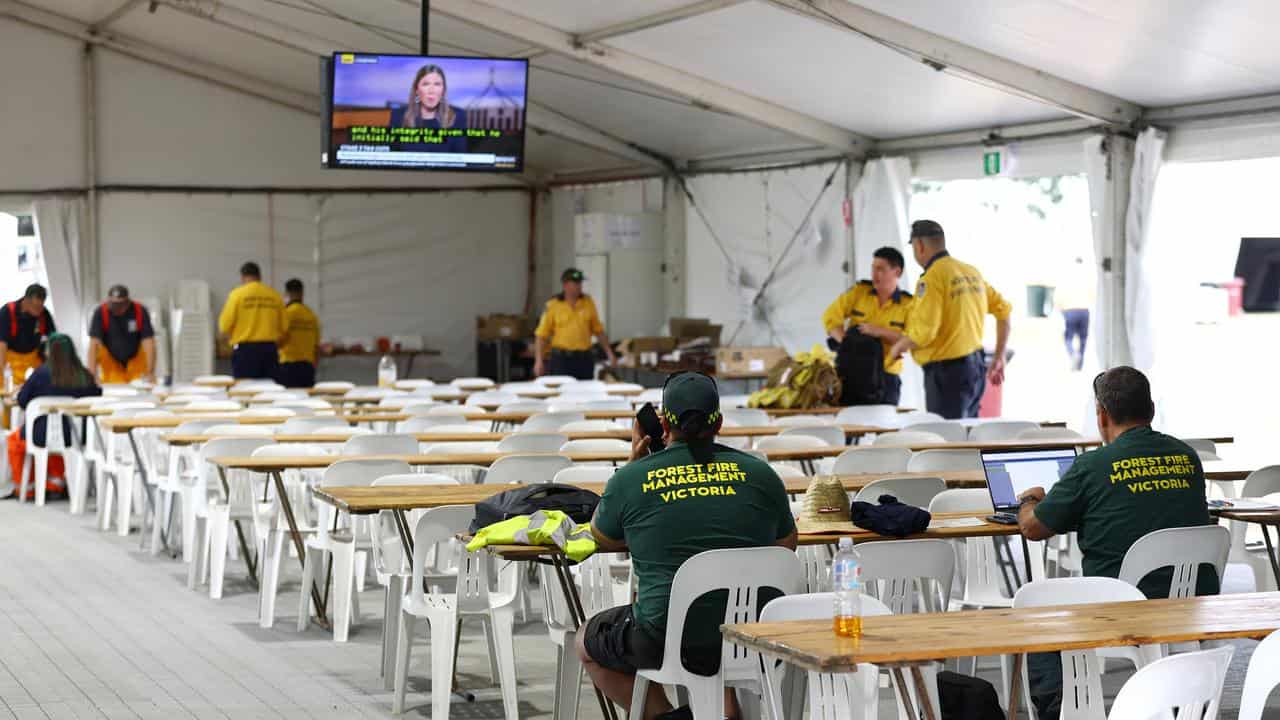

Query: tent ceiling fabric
(19, 0), (1280, 176)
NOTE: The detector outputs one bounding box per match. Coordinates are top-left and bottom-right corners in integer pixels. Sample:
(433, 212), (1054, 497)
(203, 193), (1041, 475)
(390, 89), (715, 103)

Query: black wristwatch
(1018, 495), (1040, 507)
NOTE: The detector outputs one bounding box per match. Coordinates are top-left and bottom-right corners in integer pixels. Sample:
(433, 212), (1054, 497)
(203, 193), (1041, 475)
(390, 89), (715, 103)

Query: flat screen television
(323, 53), (529, 172)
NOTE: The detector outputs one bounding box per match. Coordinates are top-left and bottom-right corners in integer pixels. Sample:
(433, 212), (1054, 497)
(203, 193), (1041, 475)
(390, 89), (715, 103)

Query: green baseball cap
(662, 372), (721, 432)
(561, 267), (585, 283)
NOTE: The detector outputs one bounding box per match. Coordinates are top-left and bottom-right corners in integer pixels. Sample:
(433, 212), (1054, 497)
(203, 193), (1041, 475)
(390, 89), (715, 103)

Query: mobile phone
(637, 402), (665, 453)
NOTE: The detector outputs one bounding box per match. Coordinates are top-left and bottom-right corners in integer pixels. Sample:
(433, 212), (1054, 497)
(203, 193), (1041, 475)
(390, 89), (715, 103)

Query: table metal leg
(393, 509), (415, 559)
(1021, 535), (1035, 585)
(1006, 653), (1024, 720)
(217, 466), (258, 584)
(910, 665), (939, 720)
(549, 554), (617, 720)
(758, 653), (783, 720)
(891, 667), (917, 719)
(993, 537), (1017, 597)
(274, 471), (330, 629)
(1261, 523), (1280, 589)
(127, 430), (165, 552)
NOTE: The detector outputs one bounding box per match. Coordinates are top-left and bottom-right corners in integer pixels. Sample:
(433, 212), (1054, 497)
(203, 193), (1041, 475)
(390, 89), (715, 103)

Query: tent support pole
(420, 1), (429, 54)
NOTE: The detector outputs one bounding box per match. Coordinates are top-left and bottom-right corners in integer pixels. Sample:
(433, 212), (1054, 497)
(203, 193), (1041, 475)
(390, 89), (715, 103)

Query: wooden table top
(476, 512), (1018, 560)
(210, 445), (850, 471)
(99, 415), (285, 431)
(722, 592), (1280, 670)
(312, 470), (984, 514)
(1215, 508), (1280, 524)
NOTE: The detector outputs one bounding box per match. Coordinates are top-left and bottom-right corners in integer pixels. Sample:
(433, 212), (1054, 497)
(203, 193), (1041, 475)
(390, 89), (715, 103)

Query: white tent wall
(0, 21), (84, 190)
(684, 161), (851, 353)
(317, 191), (530, 381)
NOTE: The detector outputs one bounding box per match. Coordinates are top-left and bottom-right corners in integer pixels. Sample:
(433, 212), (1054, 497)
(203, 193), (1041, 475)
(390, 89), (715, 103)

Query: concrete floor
(1, 499), (1278, 719)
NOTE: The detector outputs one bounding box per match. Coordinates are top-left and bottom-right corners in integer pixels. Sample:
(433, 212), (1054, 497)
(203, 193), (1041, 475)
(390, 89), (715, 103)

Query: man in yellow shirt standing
(277, 278), (320, 388)
(217, 262), (285, 380)
(890, 220), (1012, 419)
(533, 268), (617, 380)
(821, 247), (914, 405)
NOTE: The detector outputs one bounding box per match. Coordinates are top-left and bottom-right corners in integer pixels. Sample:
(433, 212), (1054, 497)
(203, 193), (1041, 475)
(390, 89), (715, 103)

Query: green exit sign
(983, 150), (1002, 176)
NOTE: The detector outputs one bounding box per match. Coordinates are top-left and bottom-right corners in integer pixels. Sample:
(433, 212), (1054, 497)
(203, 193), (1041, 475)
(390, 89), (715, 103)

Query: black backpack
(937, 671), (1004, 720)
(835, 328), (887, 405)
(468, 484), (601, 533)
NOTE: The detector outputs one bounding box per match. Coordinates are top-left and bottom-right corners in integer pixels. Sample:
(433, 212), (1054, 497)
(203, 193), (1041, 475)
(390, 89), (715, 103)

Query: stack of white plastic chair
(393, 505), (520, 718)
(187, 437), (272, 599)
(299, 459), (410, 642)
(256, 443), (334, 628)
(169, 280), (214, 383)
(18, 396), (77, 506)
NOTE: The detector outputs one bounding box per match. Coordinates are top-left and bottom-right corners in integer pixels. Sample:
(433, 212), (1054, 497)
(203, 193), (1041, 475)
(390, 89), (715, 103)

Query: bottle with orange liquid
(831, 537), (863, 637)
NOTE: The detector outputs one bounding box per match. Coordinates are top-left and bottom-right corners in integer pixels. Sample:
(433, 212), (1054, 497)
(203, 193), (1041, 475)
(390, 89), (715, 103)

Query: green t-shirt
(592, 441), (796, 649)
(1034, 426), (1218, 598)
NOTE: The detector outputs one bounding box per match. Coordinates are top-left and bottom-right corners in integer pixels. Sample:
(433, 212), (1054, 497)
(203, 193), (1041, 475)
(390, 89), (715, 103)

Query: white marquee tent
(3, 0), (1280, 378)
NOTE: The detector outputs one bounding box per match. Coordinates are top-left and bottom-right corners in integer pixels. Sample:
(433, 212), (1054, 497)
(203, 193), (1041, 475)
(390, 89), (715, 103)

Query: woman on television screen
(390, 64), (468, 154)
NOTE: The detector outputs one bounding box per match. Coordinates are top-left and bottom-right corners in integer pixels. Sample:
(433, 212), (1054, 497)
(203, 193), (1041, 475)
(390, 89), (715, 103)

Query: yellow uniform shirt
(534, 294), (604, 352)
(218, 281), (286, 346)
(821, 281), (914, 375)
(905, 252), (1012, 365)
(279, 301), (320, 364)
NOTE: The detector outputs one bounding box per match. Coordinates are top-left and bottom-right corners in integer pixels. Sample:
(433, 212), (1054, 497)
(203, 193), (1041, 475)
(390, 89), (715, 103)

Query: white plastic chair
(855, 476), (947, 508)
(779, 425), (845, 447)
(1105, 645), (1233, 720)
(311, 425), (372, 436)
(420, 423), (490, 435)
(484, 454), (573, 485)
(536, 374), (577, 387)
(1119, 525), (1229, 599)
(425, 441), (501, 455)
(629, 547), (804, 720)
(758, 593), (891, 720)
(149, 419), (221, 554)
(1229, 467), (1280, 591)
(392, 379), (434, 391)
(495, 401), (549, 415)
(340, 434), (418, 456)
(241, 407), (295, 419)
(902, 421), (968, 442)
(378, 396), (435, 410)
(183, 400), (243, 412)
(425, 405), (489, 418)
(299, 459), (412, 642)
(314, 381), (355, 393)
(831, 447), (912, 475)
(539, 552), (626, 720)
(856, 539), (952, 714)
(521, 412), (586, 432)
(252, 390), (306, 402)
(559, 438), (630, 456)
(392, 505), (519, 718)
(756, 435), (827, 452)
(233, 380), (283, 393)
(497, 433), (569, 453)
(908, 449), (983, 472)
(769, 463), (806, 480)
(396, 416), (468, 433)
(204, 423), (275, 437)
(969, 421), (1039, 442)
(253, 443), (333, 627)
(722, 408), (769, 427)
(551, 466), (616, 486)
(450, 377), (496, 390)
(465, 391), (519, 408)
(873, 430), (945, 447)
(1239, 628), (1280, 720)
(186, 437), (273, 596)
(1017, 427), (1084, 441)
(281, 416), (344, 433)
(560, 380), (607, 394)
(835, 405), (900, 427)
(579, 399), (632, 412)
(1012, 577), (1161, 720)
(888, 411), (944, 428)
(368, 472), (460, 689)
(18, 396), (77, 506)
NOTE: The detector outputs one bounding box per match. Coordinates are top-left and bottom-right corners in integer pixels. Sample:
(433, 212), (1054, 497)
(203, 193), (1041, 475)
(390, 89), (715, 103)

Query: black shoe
(654, 707), (693, 720)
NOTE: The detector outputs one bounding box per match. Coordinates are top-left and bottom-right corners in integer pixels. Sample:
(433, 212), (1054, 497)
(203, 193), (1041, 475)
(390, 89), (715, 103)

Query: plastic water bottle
(377, 355), (397, 388)
(831, 537), (863, 637)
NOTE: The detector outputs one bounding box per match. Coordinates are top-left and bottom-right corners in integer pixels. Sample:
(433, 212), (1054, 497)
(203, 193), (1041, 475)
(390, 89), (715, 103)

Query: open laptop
(981, 447), (1079, 514)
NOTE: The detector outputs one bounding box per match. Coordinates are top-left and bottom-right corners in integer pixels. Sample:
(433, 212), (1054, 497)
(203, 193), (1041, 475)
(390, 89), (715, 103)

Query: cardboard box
(668, 317), (722, 347)
(715, 346), (791, 378)
(476, 314), (529, 341)
(621, 336), (678, 354)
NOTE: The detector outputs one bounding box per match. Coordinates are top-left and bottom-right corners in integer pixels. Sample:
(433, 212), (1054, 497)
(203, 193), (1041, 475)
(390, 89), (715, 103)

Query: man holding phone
(576, 372), (797, 720)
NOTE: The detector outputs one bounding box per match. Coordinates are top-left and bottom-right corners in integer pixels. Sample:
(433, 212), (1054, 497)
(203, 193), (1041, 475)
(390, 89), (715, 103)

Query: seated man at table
(577, 372), (797, 720)
(1016, 365), (1216, 719)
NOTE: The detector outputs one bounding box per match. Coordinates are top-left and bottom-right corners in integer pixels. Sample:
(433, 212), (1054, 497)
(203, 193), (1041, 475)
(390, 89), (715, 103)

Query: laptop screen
(982, 448), (1079, 511)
